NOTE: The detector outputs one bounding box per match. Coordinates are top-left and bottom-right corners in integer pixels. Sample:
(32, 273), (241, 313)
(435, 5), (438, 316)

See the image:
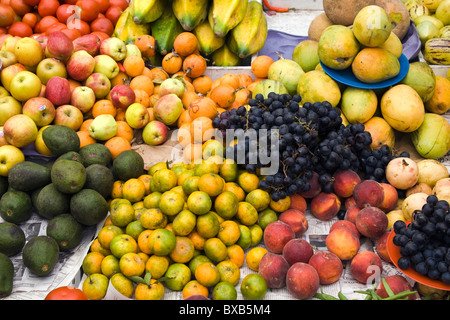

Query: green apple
(22, 97), (56, 127)
(99, 37), (127, 61)
(94, 54), (120, 79)
(71, 86), (96, 113)
(3, 114), (38, 148)
(36, 58), (68, 85)
(89, 114), (118, 140)
(125, 102), (150, 129)
(14, 37), (44, 67)
(53, 104), (84, 131)
(0, 63), (27, 92)
(0, 144), (25, 176)
(9, 71), (42, 102)
(0, 50), (17, 68)
(0, 96), (22, 126)
(125, 44), (142, 58)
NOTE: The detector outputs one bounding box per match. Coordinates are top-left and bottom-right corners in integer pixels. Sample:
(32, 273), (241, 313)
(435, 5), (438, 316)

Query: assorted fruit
(0, 0), (449, 301)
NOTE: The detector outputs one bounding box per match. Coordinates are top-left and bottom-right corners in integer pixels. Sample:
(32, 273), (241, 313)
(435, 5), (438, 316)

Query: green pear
(89, 114), (118, 141)
(411, 113), (450, 159)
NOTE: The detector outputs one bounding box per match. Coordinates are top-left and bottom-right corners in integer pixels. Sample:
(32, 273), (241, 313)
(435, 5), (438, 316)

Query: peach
(406, 182), (432, 197)
(278, 209), (308, 237)
(326, 227), (360, 260)
(379, 182), (398, 212)
(258, 252), (290, 289)
(282, 238), (314, 266)
(332, 169), (361, 198)
(376, 275), (420, 300)
(308, 250), (343, 285)
(286, 262), (320, 300)
(344, 204), (360, 224)
(355, 206), (389, 239)
(263, 221), (295, 254)
(310, 192), (341, 221)
(329, 220), (360, 238)
(288, 193), (307, 213)
(353, 179), (385, 209)
(350, 251), (383, 284)
(345, 196), (356, 209)
(298, 171), (321, 198)
(375, 231), (391, 263)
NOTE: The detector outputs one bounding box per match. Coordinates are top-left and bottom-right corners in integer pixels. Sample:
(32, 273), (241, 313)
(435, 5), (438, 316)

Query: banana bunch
(423, 38), (450, 65)
(113, 7), (151, 44)
(129, 0), (166, 25)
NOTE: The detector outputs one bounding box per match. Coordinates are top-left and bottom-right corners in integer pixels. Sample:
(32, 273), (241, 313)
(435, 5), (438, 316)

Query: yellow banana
(208, 0), (248, 38)
(172, 0), (209, 31)
(423, 38), (450, 65)
(193, 20), (226, 56)
(227, 1), (267, 59)
(113, 7), (151, 44)
(130, 0), (166, 25)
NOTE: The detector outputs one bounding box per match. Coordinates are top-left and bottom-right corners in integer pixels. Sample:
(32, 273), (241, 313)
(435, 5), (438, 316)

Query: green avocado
(22, 236), (60, 276)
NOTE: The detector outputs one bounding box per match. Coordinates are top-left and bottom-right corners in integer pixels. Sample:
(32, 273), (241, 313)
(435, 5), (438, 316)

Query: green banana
(208, 0), (248, 38)
(151, 5), (185, 56)
(193, 20), (226, 56)
(172, 0), (209, 31)
(211, 43), (240, 66)
(227, 1), (267, 59)
(423, 37), (450, 65)
(113, 7), (151, 44)
(130, 0), (166, 25)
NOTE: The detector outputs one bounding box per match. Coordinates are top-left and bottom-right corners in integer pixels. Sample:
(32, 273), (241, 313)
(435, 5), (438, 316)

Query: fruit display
(0, 0), (449, 303)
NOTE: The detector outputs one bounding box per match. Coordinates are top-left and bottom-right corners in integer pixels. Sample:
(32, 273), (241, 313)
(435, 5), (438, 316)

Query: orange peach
(376, 275), (420, 300)
(326, 227), (360, 260)
(282, 239), (314, 266)
(258, 252), (290, 289)
(288, 193), (307, 213)
(286, 262), (320, 300)
(353, 179), (385, 209)
(278, 209), (308, 237)
(308, 250), (343, 285)
(332, 169), (361, 198)
(329, 220), (360, 238)
(355, 206), (389, 239)
(350, 251), (383, 284)
(263, 221), (295, 254)
(379, 182), (399, 212)
(310, 192), (341, 221)
(375, 231), (391, 263)
(344, 204), (360, 224)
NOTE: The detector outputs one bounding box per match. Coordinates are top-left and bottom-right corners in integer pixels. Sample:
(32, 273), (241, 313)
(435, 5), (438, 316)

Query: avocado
(0, 222), (25, 256)
(55, 151), (82, 163)
(0, 190), (32, 224)
(35, 183), (70, 220)
(112, 149), (144, 181)
(79, 143), (112, 167)
(7, 161), (51, 192)
(42, 125), (80, 156)
(70, 189), (108, 226)
(30, 186), (44, 210)
(51, 159), (87, 194)
(22, 235), (60, 276)
(0, 176), (8, 198)
(46, 214), (83, 251)
(0, 253), (13, 297)
(84, 164), (114, 198)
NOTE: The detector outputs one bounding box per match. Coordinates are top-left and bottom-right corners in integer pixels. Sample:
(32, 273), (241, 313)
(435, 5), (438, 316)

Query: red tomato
(45, 286), (88, 300)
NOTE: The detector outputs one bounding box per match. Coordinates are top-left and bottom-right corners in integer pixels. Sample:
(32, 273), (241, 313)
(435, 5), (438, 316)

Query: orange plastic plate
(387, 221), (450, 290)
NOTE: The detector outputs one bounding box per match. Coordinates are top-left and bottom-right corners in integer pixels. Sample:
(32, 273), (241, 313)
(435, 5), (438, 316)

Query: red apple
(72, 33), (101, 56)
(22, 97), (56, 127)
(45, 76), (71, 106)
(0, 63), (27, 92)
(35, 34), (48, 50)
(3, 114), (38, 148)
(66, 50), (96, 82)
(53, 104), (83, 131)
(110, 84), (136, 109)
(142, 120), (168, 146)
(85, 73), (111, 99)
(45, 31), (74, 62)
(70, 86), (96, 114)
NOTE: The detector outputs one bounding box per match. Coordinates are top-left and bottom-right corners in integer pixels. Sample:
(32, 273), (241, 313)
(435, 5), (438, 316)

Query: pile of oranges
(82, 157), (293, 300)
(0, 0), (128, 40)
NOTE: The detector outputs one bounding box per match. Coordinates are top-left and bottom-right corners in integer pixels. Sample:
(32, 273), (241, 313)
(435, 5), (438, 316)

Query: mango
(340, 87), (378, 124)
(352, 48), (400, 83)
(363, 116), (396, 150)
(292, 40), (320, 72)
(377, 32), (403, 58)
(424, 75), (450, 114)
(380, 84), (425, 132)
(400, 61), (436, 102)
(411, 113), (450, 159)
(318, 25), (360, 70)
(297, 70), (341, 107)
(352, 5), (392, 47)
(268, 58), (305, 96)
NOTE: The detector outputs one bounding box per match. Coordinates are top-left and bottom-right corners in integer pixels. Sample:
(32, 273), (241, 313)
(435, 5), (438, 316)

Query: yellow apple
(0, 50), (17, 68)
(0, 63), (27, 92)
(125, 102), (150, 129)
(53, 104), (84, 131)
(0, 86), (9, 98)
(14, 37), (44, 67)
(1, 36), (20, 53)
(9, 71), (42, 102)
(0, 144), (25, 176)
(34, 125), (53, 156)
(0, 96), (22, 126)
